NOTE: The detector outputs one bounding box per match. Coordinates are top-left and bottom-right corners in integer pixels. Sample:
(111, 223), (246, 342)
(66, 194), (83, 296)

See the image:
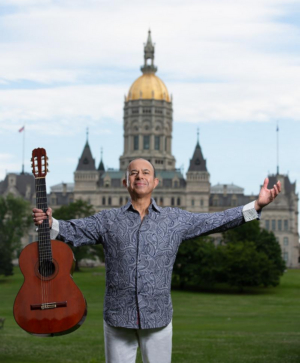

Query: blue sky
(0, 0), (299, 198)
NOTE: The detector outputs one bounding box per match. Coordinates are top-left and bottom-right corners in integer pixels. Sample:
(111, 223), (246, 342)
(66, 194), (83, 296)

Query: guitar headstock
(31, 148), (49, 178)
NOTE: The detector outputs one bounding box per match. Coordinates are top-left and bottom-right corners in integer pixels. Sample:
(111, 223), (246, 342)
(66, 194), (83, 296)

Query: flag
(19, 126), (25, 133)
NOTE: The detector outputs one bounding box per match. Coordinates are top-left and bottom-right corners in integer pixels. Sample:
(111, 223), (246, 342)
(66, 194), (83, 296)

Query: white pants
(103, 320), (172, 363)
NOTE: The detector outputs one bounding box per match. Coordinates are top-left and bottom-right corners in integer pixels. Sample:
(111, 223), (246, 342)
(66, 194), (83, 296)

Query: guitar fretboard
(36, 178), (52, 262)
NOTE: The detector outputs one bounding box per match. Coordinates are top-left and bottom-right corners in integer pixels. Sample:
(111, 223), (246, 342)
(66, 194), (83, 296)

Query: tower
(119, 30), (176, 170)
(186, 130), (210, 212)
(74, 130), (99, 195)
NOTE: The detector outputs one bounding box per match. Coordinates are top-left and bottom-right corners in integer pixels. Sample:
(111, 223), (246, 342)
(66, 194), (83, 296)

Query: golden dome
(127, 73), (170, 102)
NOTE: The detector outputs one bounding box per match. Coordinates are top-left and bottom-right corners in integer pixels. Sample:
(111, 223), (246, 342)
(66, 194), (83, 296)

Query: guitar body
(13, 240), (87, 337)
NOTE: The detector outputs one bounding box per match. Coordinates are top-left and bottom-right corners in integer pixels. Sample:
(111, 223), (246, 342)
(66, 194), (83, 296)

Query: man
(33, 158), (281, 363)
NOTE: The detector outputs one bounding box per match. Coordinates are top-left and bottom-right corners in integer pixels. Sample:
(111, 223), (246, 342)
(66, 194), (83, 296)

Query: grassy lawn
(1, 267), (300, 363)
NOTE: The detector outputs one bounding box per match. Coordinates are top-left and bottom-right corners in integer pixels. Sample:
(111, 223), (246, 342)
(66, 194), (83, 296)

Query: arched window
(171, 197), (175, 206)
(102, 197), (106, 205)
(177, 198), (181, 206)
(108, 197), (112, 206)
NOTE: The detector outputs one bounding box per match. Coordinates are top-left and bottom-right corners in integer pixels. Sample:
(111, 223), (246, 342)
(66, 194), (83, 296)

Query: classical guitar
(13, 148), (87, 336)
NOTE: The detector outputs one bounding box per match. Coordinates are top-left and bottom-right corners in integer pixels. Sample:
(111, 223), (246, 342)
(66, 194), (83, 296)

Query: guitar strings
(36, 161), (53, 309)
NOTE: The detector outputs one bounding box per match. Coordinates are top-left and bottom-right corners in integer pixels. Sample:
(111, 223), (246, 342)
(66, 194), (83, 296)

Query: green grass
(1, 267), (300, 362)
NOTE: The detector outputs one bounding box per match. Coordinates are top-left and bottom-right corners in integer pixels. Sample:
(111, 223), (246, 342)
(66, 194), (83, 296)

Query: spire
(141, 30), (157, 74)
(76, 133), (96, 171)
(188, 131), (208, 172)
(86, 127), (89, 145)
(98, 147), (105, 172)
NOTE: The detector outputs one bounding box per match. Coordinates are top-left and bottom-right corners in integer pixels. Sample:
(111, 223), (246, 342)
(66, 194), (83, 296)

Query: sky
(0, 0), (299, 198)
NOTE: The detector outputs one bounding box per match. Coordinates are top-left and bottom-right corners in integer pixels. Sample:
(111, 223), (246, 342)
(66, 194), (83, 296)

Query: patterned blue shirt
(54, 199), (256, 329)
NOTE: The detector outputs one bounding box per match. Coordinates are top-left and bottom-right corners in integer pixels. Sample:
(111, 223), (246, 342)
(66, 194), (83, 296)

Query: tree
(221, 220), (286, 290)
(53, 200), (104, 271)
(0, 194), (31, 276)
(172, 236), (222, 290)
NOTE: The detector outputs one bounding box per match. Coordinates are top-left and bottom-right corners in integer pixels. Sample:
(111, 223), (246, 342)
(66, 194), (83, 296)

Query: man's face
(123, 159), (159, 198)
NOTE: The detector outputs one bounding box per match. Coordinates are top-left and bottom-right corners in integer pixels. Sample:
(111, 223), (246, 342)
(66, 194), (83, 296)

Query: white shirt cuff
(50, 218), (60, 240)
(242, 201), (260, 222)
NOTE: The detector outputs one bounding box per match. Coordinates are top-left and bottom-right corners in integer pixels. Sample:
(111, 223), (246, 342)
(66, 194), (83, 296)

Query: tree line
(0, 194), (285, 291)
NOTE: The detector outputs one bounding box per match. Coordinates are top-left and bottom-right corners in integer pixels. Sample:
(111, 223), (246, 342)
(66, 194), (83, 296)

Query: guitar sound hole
(39, 261), (55, 277)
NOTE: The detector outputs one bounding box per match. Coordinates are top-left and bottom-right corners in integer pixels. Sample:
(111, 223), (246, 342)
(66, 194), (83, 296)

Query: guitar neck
(35, 177), (52, 261)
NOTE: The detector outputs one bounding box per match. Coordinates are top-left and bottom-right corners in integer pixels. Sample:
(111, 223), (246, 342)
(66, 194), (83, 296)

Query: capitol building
(1, 32), (299, 268)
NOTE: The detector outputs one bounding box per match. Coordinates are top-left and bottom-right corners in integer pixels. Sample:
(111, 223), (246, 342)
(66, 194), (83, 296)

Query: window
(108, 197), (112, 206)
(155, 136), (160, 150)
(283, 237), (289, 246)
(143, 136), (150, 150)
(134, 136), (139, 150)
(102, 197), (106, 205)
(200, 199), (204, 207)
(213, 198), (218, 207)
(177, 198), (181, 206)
(119, 197), (123, 205)
(272, 219), (276, 231)
(284, 220), (288, 231)
(278, 220), (282, 231)
(265, 220), (270, 230)
(174, 181), (178, 188)
(283, 252), (288, 263)
(192, 199), (195, 206)
(160, 197), (163, 206)
(171, 197), (175, 206)
(232, 199), (237, 206)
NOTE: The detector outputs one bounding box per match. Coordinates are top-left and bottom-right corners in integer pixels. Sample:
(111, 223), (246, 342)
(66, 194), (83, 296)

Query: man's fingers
(277, 180), (281, 193)
(263, 177), (269, 189)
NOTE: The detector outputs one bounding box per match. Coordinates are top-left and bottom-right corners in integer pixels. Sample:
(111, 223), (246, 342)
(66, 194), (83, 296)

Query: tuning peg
(47, 169), (50, 173)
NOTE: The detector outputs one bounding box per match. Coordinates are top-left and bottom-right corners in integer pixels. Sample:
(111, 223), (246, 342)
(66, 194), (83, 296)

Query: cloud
(0, 0), (299, 135)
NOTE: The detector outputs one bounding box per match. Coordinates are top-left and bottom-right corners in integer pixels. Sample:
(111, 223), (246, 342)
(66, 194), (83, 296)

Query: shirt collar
(123, 198), (161, 213)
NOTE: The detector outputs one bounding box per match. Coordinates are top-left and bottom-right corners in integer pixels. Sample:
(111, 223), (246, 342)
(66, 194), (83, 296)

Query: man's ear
(122, 178), (127, 188)
(153, 178), (159, 189)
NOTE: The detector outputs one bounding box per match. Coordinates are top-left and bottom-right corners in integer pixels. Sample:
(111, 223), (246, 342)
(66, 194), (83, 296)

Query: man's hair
(125, 158), (156, 178)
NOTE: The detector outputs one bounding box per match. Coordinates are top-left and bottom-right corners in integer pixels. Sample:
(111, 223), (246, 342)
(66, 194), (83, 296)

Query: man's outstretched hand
(255, 178), (281, 211)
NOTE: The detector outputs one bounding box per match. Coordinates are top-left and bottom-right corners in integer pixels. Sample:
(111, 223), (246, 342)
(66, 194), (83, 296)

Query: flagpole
(22, 124), (25, 174)
(276, 122), (279, 175)
(19, 124), (25, 174)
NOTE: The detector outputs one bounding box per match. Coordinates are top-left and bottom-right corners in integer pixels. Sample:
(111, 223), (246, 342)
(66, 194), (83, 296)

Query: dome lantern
(126, 30), (170, 102)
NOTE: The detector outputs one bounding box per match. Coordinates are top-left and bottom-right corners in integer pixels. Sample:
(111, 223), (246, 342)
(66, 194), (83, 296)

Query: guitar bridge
(30, 301), (67, 310)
